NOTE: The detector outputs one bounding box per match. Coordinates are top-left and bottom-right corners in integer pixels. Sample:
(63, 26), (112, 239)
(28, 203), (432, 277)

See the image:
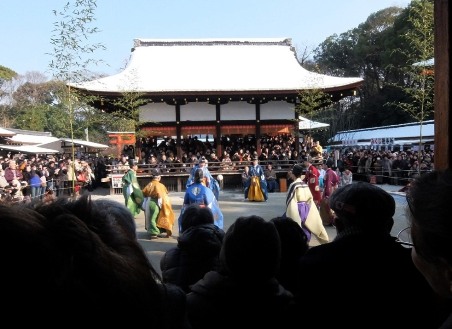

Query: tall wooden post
(434, 0), (451, 169)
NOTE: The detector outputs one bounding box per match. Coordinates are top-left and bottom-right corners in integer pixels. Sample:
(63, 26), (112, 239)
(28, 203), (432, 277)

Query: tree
(313, 6), (409, 129)
(49, 0), (106, 195)
(295, 85), (332, 147)
(0, 65), (17, 86)
(386, 0), (434, 157)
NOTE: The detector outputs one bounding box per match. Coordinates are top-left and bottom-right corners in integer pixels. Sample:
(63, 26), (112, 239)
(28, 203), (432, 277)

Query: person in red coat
(303, 157), (322, 207)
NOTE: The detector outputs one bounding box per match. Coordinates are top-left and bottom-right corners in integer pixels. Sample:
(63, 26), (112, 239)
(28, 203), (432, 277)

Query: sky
(1, 0), (411, 78)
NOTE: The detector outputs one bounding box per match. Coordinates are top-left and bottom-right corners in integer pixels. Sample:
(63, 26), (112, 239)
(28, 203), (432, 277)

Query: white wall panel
(139, 103), (176, 122)
(180, 102), (216, 121)
(260, 101), (295, 120)
(220, 102), (255, 120)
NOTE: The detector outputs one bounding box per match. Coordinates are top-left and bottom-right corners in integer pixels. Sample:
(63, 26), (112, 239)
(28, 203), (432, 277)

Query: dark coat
(186, 271), (296, 329)
(294, 232), (448, 329)
(160, 224), (224, 293)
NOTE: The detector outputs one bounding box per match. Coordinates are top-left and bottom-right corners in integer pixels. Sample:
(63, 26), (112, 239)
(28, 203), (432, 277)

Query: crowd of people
(0, 132), (434, 203)
(1, 165), (451, 327)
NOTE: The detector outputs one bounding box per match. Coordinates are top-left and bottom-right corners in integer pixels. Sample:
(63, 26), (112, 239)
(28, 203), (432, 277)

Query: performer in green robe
(122, 164), (144, 217)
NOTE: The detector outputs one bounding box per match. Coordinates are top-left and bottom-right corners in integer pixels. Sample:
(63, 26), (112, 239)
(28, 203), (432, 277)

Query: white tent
(329, 120), (434, 148)
(7, 134), (60, 145)
(298, 116), (330, 130)
(0, 144), (60, 154)
(0, 127), (15, 136)
(413, 58), (434, 67)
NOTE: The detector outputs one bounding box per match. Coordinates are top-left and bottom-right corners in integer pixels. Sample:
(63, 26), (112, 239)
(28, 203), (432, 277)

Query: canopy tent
(413, 58), (434, 67)
(59, 138), (109, 149)
(7, 134), (60, 145)
(0, 144), (60, 154)
(329, 120), (434, 149)
(0, 128), (15, 136)
(298, 116), (330, 131)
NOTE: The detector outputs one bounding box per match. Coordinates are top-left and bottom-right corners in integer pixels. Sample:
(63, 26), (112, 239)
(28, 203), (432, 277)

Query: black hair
(408, 170), (452, 264)
(180, 204), (214, 233)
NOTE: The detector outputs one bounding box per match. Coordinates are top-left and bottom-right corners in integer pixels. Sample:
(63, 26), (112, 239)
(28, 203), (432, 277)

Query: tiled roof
(71, 38), (363, 94)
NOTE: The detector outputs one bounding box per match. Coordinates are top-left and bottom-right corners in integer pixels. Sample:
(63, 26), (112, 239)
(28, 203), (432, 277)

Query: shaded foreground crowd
(2, 166), (452, 328)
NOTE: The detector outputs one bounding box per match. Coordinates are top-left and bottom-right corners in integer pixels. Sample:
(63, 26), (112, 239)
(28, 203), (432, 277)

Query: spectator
(311, 140), (323, 157)
(381, 154), (392, 184)
(221, 153), (233, 171)
(186, 215), (296, 329)
(1, 195), (190, 327)
(160, 204), (225, 293)
(264, 163), (279, 193)
(293, 181), (443, 328)
(0, 168), (8, 188)
(341, 168), (353, 186)
(4, 159), (24, 199)
(406, 169), (452, 328)
(270, 216), (309, 294)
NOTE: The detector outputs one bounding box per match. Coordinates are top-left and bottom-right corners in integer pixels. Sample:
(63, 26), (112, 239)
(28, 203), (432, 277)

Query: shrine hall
(71, 38), (363, 157)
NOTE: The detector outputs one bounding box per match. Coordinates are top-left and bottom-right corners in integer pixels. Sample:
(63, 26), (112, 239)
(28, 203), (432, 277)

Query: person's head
(220, 215), (281, 282)
(270, 216), (309, 261)
(194, 168), (204, 183)
(1, 195), (164, 324)
(329, 181), (395, 234)
(407, 170), (452, 298)
(180, 204), (215, 233)
(151, 169), (161, 181)
(325, 158), (334, 169)
(292, 164), (304, 178)
(252, 156), (259, 165)
(199, 156), (207, 167)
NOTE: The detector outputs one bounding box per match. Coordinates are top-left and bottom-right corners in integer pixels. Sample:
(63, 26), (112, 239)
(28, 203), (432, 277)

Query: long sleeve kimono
(244, 164), (268, 201)
(284, 178), (329, 244)
(178, 182), (224, 233)
(142, 179), (175, 236)
(122, 169), (143, 217)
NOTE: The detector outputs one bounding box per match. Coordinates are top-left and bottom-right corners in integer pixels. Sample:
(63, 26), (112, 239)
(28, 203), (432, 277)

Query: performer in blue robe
(186, 157), (220, 200)
(179, 168), (223, 233)
(244, 156), (268, 201)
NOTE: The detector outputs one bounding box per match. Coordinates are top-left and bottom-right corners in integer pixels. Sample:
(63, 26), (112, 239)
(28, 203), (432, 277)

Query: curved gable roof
(71, 38), (363, 95)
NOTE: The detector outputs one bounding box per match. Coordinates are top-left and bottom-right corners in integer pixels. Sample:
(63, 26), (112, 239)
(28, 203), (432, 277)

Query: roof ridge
(133, 38), (292, 49)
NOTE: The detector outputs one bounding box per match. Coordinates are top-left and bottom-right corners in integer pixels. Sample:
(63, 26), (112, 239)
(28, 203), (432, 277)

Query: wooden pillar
(215, 103), (222, 156)
(176, 104), (182, 159)
(434, 0), (451, 169)
(256, 102), (261, 155)
(294, 104), (300, 156)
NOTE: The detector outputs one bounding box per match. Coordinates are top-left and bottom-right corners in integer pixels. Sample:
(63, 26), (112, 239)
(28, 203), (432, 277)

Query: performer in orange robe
(142, 170), (175, 239)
